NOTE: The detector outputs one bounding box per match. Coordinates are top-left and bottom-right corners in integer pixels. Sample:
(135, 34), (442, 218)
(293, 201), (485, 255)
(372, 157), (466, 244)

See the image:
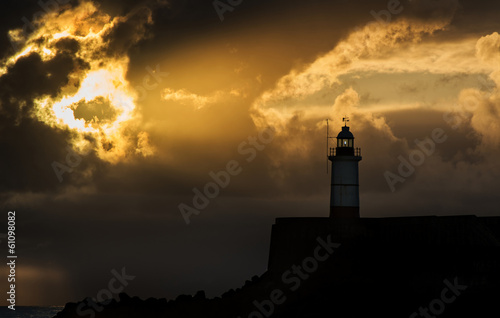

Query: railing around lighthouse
(329, 147), (361, 157)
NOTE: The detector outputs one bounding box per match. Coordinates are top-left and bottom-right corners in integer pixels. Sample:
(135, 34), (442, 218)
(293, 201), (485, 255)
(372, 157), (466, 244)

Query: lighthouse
(328, 118), (362, 218)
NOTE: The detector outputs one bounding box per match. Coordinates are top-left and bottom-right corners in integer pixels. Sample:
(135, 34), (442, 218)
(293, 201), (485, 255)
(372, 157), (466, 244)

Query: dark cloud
(54, 37), (81, 55)
(103, 6), (154, 57)
(2, 53), (71, 102)
(0, 50), (94, 192)
(404, 0), (461, 21)
(0, 0), (78, 58)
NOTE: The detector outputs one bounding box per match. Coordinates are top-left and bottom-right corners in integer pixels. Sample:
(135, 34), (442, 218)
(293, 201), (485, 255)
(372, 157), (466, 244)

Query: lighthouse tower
(328, 118), (362, 218)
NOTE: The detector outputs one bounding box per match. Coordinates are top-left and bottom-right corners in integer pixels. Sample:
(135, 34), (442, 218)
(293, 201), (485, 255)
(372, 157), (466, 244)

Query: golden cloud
(1, 1), (155, 164)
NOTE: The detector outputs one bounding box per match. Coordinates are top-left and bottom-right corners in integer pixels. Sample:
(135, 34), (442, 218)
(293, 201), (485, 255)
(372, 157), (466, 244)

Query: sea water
(0, 306), (64, 318)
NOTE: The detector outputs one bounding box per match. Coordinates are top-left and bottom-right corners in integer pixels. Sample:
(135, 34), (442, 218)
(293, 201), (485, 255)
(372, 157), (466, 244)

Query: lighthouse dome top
(337, 126), (354, 139)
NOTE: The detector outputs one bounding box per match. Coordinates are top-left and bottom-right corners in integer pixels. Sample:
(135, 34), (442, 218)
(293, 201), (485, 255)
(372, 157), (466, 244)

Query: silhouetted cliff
(55, 215), (500, 318)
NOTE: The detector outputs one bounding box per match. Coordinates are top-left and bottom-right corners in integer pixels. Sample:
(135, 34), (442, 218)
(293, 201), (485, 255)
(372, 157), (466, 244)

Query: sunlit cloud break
(1, 1), (155, 163)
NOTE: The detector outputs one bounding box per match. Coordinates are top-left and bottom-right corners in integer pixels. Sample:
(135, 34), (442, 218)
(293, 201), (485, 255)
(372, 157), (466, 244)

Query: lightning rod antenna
(326, 119), (329, 174)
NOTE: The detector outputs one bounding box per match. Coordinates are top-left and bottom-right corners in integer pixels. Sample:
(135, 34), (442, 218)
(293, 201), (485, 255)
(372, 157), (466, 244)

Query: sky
(0, 0), (499, 306)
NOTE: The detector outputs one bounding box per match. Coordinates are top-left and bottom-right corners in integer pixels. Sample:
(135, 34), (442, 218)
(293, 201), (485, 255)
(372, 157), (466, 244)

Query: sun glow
(2, 1), (154, 162)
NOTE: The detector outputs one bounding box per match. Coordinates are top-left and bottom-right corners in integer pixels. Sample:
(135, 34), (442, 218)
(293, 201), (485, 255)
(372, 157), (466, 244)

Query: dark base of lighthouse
(330, 206), (359, 218)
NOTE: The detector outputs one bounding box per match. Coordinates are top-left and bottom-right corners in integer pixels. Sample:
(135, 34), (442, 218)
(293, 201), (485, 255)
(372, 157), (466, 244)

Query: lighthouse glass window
(338, 139), (353, 147)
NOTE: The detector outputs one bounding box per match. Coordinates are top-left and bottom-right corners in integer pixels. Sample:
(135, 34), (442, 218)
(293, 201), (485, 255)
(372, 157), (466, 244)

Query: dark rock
(53, 215), (500, 318)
